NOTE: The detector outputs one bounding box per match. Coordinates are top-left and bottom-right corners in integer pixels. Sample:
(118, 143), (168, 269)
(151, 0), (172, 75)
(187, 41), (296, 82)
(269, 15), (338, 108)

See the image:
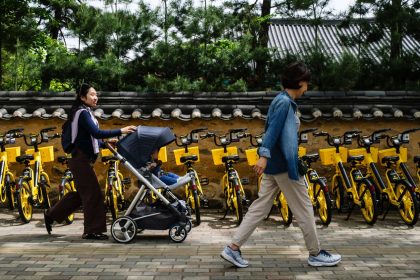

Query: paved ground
(0, 207), (420, 280)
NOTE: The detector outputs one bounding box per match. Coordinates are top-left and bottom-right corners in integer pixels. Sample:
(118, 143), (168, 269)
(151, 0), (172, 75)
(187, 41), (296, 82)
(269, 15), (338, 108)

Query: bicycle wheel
(0, 181), (6, 204)
(39, 183), (51, 209)
(192, 189), (201, 225)
(5, 174), (15, 210)
(59, 181), (75, 224)
(233, 189), (244, 225)
(332, 176), (345, 211)
(395, 183), (419, 226)
(358, 182), (378, 225)
(108, 180), (119, 220)
(16, 180), (33, 223)
(314, 182), (332, 226)
(278, 191), (293, 226)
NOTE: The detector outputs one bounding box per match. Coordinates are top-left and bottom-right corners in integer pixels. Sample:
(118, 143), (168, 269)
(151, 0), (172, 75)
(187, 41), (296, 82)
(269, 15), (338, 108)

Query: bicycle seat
(348, 155), (364, 163)
(222, 155), (240, 163)
(301, 153), (319, 164)
(414, 156), (420, 164)
(57, 156), (68, 164)
(16, 155), (34, 163)
(180, 155), (198, 163)
(381, 156), (399, 164)
(102, 156), (118, 162)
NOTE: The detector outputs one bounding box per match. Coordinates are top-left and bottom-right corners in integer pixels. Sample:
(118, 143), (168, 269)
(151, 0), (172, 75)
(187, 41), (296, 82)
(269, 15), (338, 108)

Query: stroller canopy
(117, 126), (175, 168)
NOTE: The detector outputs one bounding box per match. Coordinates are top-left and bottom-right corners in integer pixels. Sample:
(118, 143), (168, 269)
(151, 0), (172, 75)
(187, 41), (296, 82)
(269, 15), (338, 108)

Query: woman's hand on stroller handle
(121, 125), (137, 134)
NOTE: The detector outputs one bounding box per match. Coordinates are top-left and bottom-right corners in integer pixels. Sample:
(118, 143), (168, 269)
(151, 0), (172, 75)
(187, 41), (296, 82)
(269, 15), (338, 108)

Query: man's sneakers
(308, 249), (341, 267)
(220, 246), (249, 268)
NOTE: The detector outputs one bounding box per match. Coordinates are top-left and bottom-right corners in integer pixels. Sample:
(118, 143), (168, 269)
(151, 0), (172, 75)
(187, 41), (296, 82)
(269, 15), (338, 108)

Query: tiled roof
(0, 91), (419, 121)
(269, 19), (420, 61)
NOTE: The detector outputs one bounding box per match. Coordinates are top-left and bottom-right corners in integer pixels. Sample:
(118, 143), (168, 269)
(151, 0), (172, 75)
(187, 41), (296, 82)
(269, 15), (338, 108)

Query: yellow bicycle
(416, 156), (420, 187)
(101, 149), (130, 221)
(300, 128), (333, 226)
(245, 132), (294, 226)
(15, 127), (60, 223)
(202, 129), (248, 225)
(0, 129), (23, 210)
(173, 128), (209, 225)
(376, 129), (420, 225)
(56, 155), (77, 224)
(314, 130), (378, 225)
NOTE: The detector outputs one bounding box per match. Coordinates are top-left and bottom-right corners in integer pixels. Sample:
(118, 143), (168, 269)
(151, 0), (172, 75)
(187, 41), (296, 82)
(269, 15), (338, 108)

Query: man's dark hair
(281, 62), (311, 89)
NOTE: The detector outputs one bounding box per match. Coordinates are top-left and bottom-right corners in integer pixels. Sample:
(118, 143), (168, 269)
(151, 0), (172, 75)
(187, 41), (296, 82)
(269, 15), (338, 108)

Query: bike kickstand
(345, 203), (355, 220)
(382, 204), (391, 220)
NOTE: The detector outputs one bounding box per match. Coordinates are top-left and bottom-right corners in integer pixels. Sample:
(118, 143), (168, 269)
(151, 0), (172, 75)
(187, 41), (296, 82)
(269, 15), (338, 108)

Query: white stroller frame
(105, 143), (191, 243)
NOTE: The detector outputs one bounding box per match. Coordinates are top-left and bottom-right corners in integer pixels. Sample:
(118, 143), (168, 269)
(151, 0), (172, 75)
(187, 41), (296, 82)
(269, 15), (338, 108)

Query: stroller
(106, 126), (193, 243)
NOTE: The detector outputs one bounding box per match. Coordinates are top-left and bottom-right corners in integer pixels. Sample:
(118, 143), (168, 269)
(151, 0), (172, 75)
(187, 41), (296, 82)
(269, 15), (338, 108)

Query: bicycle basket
(298, 147), (306, 157)
(245, 148), (258, 166)
(378, 147), (407, 166)
(211, 147), (238, 165)
(319, 147), (347, 165)
(5, 147), (21, 163)
(101, 148), (113, 157)
(26, 146), (54, 163)
(173, 146), (200, 166)
(158, 146), (168, 163)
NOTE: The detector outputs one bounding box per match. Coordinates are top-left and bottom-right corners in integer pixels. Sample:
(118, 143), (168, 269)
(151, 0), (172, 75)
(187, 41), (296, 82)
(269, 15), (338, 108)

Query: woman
(44, 83), (136, 240)
(220, 62), (341, 267)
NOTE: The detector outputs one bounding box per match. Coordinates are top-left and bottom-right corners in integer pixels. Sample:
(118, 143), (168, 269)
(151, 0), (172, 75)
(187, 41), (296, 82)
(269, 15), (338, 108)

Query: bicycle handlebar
(384, 127), (420, 148)
(299, 128), (317, 144)
(313, 130), (361, 147)
(201, 130), (247, 147)
(175, 127), (208, 147)
(248, 133), (264, 147)
(22, 127), (58, 147)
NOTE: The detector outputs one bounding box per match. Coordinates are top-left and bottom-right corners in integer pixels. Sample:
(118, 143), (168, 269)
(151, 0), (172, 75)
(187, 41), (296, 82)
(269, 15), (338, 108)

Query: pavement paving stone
(1, 209), (420, 279)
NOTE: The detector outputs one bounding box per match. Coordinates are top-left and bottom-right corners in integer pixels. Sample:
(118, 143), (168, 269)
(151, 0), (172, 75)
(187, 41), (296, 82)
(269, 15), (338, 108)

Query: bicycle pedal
(200, 198), (209, 208)
(199, 178), (209, 186)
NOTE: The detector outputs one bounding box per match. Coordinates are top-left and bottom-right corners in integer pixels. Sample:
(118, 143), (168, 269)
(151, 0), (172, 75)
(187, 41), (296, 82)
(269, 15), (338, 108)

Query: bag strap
(71, 108), (86, 143)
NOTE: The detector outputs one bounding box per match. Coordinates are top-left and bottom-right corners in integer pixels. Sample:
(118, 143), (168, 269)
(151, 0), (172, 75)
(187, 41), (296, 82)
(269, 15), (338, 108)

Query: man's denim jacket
(258, 91), (299, 180)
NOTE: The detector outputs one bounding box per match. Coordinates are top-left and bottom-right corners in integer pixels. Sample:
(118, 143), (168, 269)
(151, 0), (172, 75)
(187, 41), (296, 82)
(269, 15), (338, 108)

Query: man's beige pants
(232, 172), (321, 255)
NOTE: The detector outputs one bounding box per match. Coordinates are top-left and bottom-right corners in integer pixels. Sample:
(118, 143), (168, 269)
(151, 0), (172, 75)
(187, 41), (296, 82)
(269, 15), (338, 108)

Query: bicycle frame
(16, 151), (50, 202)
(15, 127), (59, 223)
(202, 128), (248, 224)
(0, 129), (23, 209)
(103, 156), (127, 220)
(383, 129), (420, 195)
(315, 130), (377, 224)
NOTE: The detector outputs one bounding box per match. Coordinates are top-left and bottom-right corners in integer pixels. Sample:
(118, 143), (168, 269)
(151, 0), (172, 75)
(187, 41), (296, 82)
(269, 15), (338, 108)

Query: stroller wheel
(169, 225), (187, 243)
(185, 219), (193, 233)
(111, 216), (137, 243)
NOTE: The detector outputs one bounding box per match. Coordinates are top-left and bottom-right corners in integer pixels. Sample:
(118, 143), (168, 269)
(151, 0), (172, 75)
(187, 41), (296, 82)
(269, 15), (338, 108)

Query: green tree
(348, 0), (420, 88)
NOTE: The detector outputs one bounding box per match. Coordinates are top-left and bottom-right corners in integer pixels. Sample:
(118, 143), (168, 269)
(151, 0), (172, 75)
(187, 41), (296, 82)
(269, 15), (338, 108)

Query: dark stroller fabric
(117, 126), (175, 169)
(131, 200), (189, 230)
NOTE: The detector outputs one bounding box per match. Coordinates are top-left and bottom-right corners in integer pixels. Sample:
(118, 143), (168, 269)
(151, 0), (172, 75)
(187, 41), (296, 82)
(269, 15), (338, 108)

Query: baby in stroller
(107, 125), (193, 243)
(150, 149), (180, 186)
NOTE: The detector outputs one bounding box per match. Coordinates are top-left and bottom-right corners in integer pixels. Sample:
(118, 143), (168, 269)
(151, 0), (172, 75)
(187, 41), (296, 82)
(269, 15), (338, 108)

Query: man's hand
(254, 157), (267, 176)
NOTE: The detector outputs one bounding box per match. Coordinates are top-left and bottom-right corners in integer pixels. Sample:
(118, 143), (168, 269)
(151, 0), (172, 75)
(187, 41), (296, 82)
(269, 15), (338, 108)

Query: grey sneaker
(308, 249), (341, 267)
(220, 246), (249, 268)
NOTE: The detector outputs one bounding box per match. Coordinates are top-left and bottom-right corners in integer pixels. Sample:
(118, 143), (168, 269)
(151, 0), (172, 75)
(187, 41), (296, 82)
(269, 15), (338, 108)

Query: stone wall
(1, 118), (419, 207)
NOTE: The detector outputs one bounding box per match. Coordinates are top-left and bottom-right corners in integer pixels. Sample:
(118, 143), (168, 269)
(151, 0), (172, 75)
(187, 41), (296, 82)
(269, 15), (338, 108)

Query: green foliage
(0, 0), (419, 92)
